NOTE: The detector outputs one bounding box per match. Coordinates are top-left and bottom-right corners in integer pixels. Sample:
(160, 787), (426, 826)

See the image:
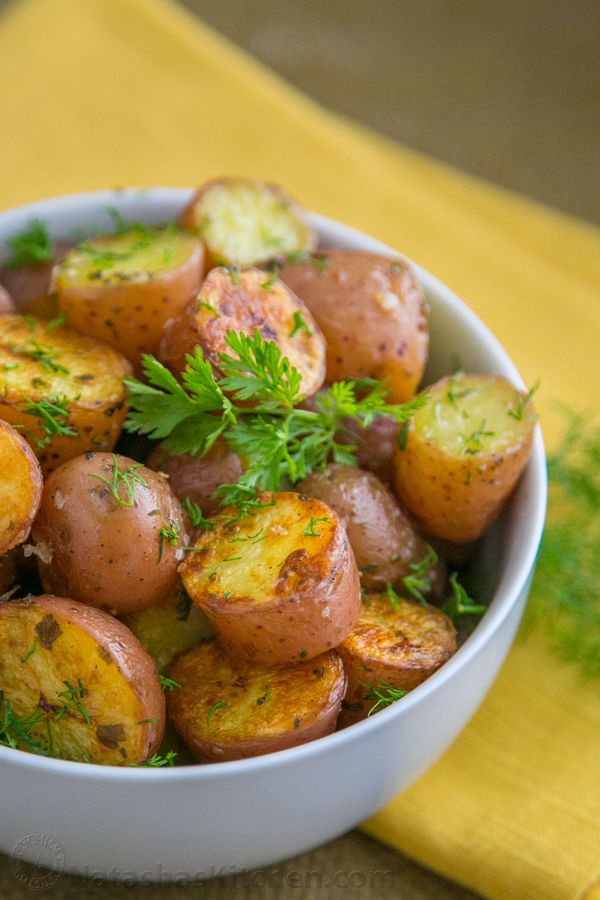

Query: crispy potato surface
(298, 464), (443, 593)
(279, 250), (429, 402)
(147, 438), (244, 516)
(179, 491), (361, 664)
(121, 582), (214, 673)
(168, 640), (345, 761)
(51, 227), (203, 368)
(338, 592), (456, 726)
(394, 373), (536, 542)
(0, 420), (43, 554)
(180, 178), (315, 267)
(159, 266), (326, 396)
(32, 453), (188, 615)
(0, 595), (165, 764)
(0, 314), (132, 472)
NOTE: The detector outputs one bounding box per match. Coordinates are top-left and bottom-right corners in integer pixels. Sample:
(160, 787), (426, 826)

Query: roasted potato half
(159, 266), (326, 396)
(32, 452), (189, 615)
(179, 491), (361, 664)
(0, 314), (132, 472)
(394, 373), (537, 543)
(338, 592), (456, 727)
(279, 250), (429, 402)
(0, 594), (165, 764)
(121, 582), (214, 673)
(168, 640), (345, 762)
(298, 464), (444, 595)
(179, 177), (315, 268)
(51, 226), (204, 368)
(0, 419), (43, 554)
(147, 438), (244, 516)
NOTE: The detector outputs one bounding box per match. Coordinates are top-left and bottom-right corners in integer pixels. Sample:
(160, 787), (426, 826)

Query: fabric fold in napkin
(0, 1), (599, 897)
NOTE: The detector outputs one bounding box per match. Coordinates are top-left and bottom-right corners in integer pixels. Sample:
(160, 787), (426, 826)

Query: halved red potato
(394, 373), (537, 543)
(32, 452), (189, 615)
(279, 250), (429, 402)
(338, 592), (456, 727)
(179, 177), (315, 268)
(168, 640), (345, 762)
(121, 581), (214, 673)
(147, 437), (244, 516)
(0, 285), (14, 313)
(179, 491), (361, 664)
(0, 314), (132, 472)
(0, 419), (43, 553)
(0, 594), (165, 764)
(51, 226), (204, 369)
(159, 266), (326, 397)
(298, 464), (445, 595)
(0, 240), (71, 314)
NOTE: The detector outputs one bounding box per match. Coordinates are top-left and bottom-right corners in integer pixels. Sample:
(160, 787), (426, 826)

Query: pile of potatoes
(0, 178), (536, 766)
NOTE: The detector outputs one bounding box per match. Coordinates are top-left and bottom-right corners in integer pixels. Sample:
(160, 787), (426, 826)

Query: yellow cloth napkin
(1, 1), (599, 897)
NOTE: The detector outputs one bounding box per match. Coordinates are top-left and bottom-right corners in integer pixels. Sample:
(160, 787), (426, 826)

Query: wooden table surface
(0, 1), (597, 897)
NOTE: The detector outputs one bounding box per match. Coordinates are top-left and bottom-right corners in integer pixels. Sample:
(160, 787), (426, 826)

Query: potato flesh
(189, 180), (314, 266)
(0, 421), (42, 553)
(0, 603), (158, 764)
(168, 641), (345, 760)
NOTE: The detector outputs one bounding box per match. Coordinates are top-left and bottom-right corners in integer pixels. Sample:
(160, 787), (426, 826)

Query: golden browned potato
(298, 464), (443, 594)
(147, 437), (244, 516)
(168, 640), (345, 762)
(179, 491), (361, 664)
(32, 452), (189, 615)
(51, 226), (204, 368)
(394, 373), (537, 543)
(159, 266), (326, 397)
(0, 285), (14, 313)
(121, 582), (214, 673)
(0, 420), (43, 554)
(0, 240), (71, 314)
(0, 594), (165, 764)
(0, 314), (132, 472)
(338, 592), (456, 727)
(179, 177), (315, 268)
(279, 250), (429, 402)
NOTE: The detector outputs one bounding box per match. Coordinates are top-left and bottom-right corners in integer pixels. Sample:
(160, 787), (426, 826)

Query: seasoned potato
(279, 250), (429, 402)
(0, 420), (43, 554)
(32, 452), (189, 615)
(180, 177), (315, 268)
(338, 592), (456, 727)
(147, 437), (244, 516)
(0, 594), (165, 764)
(168, 640), (345, 762)
(336, 414), (399, 486)
(0, 240), (71, 314)
(121, 582), (214, 673)
(394, 373), (536, 543)
(298, 464), (443, 594)
(0, 285), (14, 313)
(51, 226), (204, 368)
(0, 314), (132, 472)
(159, 266), (326, 396)
(179, 491), (361, 664)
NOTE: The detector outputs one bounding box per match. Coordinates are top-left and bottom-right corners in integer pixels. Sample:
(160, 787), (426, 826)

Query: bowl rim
(0, 188), (547, 781)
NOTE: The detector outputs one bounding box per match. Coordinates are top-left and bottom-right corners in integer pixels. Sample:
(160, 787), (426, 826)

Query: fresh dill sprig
(55, 680), (91, 724)
(11, 337), (69, 374)
(402, 544), (438, 605)
(159, 676), (181, 692)
(134, 750), (178, 768)
(89, 455), (147, 508)
(5, 220), (53, 267)
(206, 700), (228, 725)
(441, 573), (487, 623)
(0, 691), (48, 754)
(289, 311), (312, 338)
(303, 517), (330, 537)
(18, 394), (78, 449)
(158, 519), (181, 562)
(361, 681), (408, 716)
(181, 496), (216, 531)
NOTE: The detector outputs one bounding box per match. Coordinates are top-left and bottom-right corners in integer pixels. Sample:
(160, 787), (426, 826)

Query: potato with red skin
(0, 240), (71, 314)
(337, 414), (400, 486)
(338, 592), (457, 727)
(394, 373), (536, 543)
(168, 640), (345, 762)
(159, 266), (326, 397)
(32, 452), (189, 616)
(51, 227), (204, 370)
(179, 177), (315, 268)
(279, 250), (429, 402)
(147, 437), (244, 516)
(0, 420), (43, 554)
(0, 594), (165, 764)
(179, 491), (361, 664)
(298, 464), (444, 595)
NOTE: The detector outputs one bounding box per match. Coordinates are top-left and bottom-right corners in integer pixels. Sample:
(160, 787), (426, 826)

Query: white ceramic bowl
(0, 190), (546, 882)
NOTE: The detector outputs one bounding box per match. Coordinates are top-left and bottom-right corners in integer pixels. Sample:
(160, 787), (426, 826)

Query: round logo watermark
(10, 833), (65, 891)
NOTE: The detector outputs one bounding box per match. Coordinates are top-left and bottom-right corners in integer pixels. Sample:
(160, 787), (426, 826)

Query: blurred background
(179, 0), (600, 225)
